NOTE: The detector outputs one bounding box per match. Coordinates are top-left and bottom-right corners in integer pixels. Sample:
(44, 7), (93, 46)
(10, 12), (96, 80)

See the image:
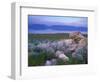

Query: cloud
(28, 15), (88, 34)
(28, 15), (88, 27)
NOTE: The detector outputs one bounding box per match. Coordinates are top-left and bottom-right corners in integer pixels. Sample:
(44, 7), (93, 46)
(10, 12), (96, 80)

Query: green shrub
(28, 52), (47, 66)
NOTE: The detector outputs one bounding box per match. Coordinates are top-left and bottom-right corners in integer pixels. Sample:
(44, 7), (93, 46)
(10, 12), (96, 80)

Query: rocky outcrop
(31, 32), (87, 65)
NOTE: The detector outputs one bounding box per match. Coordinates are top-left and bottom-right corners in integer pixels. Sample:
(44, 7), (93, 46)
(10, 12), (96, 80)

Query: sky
(28, 15), (88, 34)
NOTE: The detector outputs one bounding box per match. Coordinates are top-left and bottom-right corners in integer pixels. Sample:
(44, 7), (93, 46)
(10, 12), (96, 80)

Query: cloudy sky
(28, 15), (88, 34)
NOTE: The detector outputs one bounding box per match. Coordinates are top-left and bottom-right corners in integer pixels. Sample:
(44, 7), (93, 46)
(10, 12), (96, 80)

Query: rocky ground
(28, 32), (88, 66)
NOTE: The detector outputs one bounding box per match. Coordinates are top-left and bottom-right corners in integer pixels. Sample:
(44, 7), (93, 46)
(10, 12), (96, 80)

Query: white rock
(45, 60), (52, 66)
(55, 51), (69, 61)
(64, 39), (74, 45)
(59, 54), (69, 61)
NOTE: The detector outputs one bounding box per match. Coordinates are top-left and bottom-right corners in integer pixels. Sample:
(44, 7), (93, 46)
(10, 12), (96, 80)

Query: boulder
(55, 50), (69, 62)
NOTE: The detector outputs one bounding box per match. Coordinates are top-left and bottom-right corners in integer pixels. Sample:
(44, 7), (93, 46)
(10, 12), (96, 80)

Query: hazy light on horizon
(28, 15), (88, 34)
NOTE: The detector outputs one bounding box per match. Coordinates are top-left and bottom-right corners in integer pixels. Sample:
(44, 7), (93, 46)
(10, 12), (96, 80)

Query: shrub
(28, 52), (47, 66)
